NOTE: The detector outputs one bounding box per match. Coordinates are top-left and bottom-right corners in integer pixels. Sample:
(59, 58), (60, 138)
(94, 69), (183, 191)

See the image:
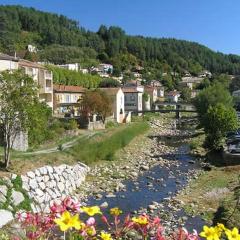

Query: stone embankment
(0, 162), (89, 228)
(21, 162), (89, 212)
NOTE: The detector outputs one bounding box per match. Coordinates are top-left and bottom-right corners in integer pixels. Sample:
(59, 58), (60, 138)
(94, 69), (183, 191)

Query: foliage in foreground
(203, 103), (238, 150)
(69, 122), (149, 164)
(4, 197), (240, 240)
(194, 83), (238, 150)
(0, 70), (39, 168)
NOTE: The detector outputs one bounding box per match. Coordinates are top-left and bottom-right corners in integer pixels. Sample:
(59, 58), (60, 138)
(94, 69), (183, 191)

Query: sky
(0, 0), (239, 55)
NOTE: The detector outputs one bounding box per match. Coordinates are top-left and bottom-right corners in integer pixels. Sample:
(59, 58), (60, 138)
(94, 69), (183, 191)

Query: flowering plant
(11, 197), (239, 240)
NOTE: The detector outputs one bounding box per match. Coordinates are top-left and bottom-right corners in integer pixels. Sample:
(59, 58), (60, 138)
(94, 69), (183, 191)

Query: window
(130, 95), (135, 101)
(65, 95), (71, 103)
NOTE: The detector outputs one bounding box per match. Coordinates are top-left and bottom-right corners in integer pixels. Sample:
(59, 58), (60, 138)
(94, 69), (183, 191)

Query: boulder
(0, 210), (13, 228)
(11, 190), (25, 206)
(0, 185), (8, 196)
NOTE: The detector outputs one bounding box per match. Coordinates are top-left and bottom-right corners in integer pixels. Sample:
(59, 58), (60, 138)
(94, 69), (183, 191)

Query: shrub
(64, 119), (78, 130)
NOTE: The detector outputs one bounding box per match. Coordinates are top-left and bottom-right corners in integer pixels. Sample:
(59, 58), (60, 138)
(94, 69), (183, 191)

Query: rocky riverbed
(76, 116), (205, 233)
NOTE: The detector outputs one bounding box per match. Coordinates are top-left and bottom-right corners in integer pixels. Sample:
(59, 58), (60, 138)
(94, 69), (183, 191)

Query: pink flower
(86, 217), (96, 226)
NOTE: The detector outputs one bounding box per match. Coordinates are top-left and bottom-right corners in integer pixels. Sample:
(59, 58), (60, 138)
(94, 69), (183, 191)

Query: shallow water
(86, 120), (205, 232)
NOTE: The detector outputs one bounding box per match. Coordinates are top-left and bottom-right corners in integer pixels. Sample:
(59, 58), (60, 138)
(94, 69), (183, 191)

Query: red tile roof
(99, 88), (122, 95)
(53, 84), (86, 93)
(19, 59), (45, 69)
(122, 87), (140, 93)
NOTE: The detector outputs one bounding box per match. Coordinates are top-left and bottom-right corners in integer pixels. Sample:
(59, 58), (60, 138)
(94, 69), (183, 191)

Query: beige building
(0, 53), (54, 110)
(53, 84), (85, 117)
(99, 88), (125, 123)
(19, 60), (53, 109)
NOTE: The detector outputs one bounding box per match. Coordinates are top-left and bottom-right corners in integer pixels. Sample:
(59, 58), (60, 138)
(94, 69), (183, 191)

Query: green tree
(27, 101), (52, 147)
(194, 83), (233, 121)
(81, 90), (112, 123)
(0, 70), (39, 168)
(229, 76), (240, 93)
(212, 74), (231, 89)
(99, 78), (120, 88)
(180, 87), (191, 102)
(203, 103), (238, 149)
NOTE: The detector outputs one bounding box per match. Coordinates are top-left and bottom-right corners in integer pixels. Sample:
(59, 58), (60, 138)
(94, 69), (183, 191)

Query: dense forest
(1, 5), (240, 77)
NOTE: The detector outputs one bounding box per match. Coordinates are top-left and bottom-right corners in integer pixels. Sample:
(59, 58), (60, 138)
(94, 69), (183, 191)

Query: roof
(19, 59), (45, 69)
(124, 80), (142, 88)
(122, 87), (140, 93)
(0, 53), (19, 61)
(99, 88), (122, 96)
(53, 84), (86, 93)
(167, 91), (180, 96)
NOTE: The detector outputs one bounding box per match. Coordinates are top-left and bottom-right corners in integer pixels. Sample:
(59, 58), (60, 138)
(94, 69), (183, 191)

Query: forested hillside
(1, 5), (240, 76)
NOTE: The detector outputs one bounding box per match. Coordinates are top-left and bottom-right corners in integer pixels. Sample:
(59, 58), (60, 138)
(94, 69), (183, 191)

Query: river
(85, 117), (205, 233)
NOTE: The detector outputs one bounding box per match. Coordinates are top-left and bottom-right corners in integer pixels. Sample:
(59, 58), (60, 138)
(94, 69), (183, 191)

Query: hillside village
(1, 4), (240, 239)
(0, 49), (213, 151)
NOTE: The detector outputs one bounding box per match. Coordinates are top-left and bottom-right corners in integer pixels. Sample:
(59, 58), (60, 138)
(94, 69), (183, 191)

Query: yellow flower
(54, 211), (83, 232)
(81, 206), (102, 216)
(200, 226), (220, 240)
(100, 231), (112, 240)
(132, 216), (148, 225)
(86, 226), (96, 236)
(110, 207), (122, 216)
(215, 223), (226, 236)
(225, 228), (240, 240)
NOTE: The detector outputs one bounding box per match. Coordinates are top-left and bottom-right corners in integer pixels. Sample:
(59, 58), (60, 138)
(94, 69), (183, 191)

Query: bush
(64, 119), (78, 130)
(203, 104), (238, 150)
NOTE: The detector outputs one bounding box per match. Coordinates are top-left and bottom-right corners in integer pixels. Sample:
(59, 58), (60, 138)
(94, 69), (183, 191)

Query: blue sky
(0, 0), (239, 54)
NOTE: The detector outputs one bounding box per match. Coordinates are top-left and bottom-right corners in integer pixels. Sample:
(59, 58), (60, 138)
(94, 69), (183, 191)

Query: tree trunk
(3, 133), (10, 169)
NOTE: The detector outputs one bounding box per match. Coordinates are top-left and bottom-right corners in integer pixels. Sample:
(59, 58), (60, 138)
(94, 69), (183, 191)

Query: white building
(58, 63), (79, 72)
(0, 53), (19, 71)
(122, 87), (143, 113)
(98, 63), (113, 74)
(99, 88), (125, 123)
(166, 91), (181, 103)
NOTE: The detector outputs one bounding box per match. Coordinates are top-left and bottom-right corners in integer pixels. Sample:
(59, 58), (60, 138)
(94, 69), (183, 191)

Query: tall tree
(81, 90), (112, 123)
(0, 70), (38, 168)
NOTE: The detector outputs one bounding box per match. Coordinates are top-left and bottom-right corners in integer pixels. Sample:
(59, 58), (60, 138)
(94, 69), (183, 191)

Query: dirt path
(23, 132), (97, 155)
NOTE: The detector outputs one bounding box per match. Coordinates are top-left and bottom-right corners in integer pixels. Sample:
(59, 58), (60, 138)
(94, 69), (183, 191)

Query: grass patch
(68, 122), (149, 165)
(177, 165), (240, 223)
(0, 122), (149, 176)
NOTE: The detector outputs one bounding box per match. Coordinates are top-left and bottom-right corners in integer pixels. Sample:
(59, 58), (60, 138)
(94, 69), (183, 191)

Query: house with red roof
(53, 84), (86, 117)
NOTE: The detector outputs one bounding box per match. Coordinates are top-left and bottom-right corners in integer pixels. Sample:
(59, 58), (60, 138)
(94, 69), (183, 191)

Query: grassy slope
(0, 122), (149, 177)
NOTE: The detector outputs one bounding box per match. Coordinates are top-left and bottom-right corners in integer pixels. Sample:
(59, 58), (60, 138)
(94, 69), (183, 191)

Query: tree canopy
(1, 5), (240, 76)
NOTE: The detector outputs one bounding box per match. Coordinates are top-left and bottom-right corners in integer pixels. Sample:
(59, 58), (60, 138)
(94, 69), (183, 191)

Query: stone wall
(12, 130), (28, 151)
(21, 162), (90, 212)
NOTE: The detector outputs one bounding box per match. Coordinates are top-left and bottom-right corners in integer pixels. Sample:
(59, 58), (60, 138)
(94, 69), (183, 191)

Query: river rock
(100, 201), (109, 208)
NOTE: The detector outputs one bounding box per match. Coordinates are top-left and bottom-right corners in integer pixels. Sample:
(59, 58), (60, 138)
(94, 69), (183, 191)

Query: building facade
(19, 60), (53, 109)
(53, 84), (85, 117)
(99, 88), (125, 123)
(123, 88), (143, 113)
